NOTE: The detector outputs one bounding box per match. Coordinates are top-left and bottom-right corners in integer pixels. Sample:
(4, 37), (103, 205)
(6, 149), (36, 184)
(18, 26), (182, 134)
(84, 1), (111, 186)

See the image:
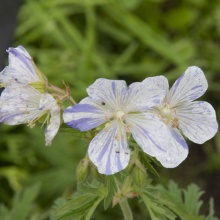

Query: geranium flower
(0, 46), (46, 90)
(63, 78), (170, 175)
(0, 46), (61, 145)
(142, 66), (218, 167)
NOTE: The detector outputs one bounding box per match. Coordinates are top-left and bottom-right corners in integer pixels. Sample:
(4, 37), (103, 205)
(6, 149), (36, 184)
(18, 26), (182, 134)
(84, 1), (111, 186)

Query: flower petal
(156, 128), (188, 168)
(142, 75), (169, 98)
(0, 84), (44, 124)
(167, 66), (208, 106)
(178, 101), (218, 144)
(86, 78), (128, 110)
(63, 103), (107, 131)
(126, 113), (169, 157)
(44, 94), (61, 146)
(88, 121), (130, 175)
(0, 46), (42, 86)
(126, 78), (166, 112)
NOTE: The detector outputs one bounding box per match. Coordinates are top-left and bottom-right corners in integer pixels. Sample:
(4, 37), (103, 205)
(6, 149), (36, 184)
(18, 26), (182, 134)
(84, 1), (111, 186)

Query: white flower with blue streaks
(0, 46), (61, 146)
(143, 66), (218, 168)
(0, 46), (46, 90)
(63, 78), (170, 175)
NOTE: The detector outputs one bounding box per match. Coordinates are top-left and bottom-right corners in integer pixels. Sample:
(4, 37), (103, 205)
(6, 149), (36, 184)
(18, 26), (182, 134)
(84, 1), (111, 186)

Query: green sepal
(76, 157), (90, 189)
(29, 81), (46, 93)
(132, 165), (147, 189)
(91, 164), (106, 184)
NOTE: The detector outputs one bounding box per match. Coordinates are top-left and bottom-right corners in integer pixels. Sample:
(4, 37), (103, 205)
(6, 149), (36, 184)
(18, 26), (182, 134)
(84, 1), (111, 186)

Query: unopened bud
(76, 157), (90, 187)
(132, 166), (147, 188)
(91, 164), (105, 183)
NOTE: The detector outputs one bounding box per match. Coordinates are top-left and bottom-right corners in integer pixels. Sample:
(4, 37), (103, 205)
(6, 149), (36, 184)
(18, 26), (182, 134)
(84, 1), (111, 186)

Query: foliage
(0, 0), (220, 219)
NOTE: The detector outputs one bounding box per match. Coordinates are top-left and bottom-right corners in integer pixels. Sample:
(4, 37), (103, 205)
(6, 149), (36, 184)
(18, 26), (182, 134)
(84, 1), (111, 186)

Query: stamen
(171, 117), (179, 128)
(161, 104), (171, 116)
(105, 122), (111, 127)
(114, 110), (125, 119)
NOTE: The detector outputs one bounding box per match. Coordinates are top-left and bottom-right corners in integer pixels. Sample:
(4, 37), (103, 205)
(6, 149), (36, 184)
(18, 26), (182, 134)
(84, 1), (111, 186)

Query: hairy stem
(119, 198), (133, 220)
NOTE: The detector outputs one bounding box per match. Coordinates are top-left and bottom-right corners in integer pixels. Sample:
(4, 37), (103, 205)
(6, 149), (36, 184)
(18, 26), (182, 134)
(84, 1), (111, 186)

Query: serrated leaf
(156, 182), (206, 220)
(183, 184), (204, 214)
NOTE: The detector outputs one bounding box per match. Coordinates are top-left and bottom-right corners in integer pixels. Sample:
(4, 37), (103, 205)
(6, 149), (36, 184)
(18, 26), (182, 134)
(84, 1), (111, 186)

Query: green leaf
(157, 181), (206, 220)
(103, 176), (118, 210)
(205, 198), (218, 220)
(139, 151), (160, 177)
(104, 1), (186, 66)
(2, 183), (41, 220)
(183, 184), (204, 214)
(54, 184), (106, 220)
(138, 187), (177, 220)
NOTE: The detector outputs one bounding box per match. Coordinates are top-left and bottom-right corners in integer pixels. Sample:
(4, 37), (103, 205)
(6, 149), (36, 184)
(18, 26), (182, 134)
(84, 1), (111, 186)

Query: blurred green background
(0, 0), (220, 219)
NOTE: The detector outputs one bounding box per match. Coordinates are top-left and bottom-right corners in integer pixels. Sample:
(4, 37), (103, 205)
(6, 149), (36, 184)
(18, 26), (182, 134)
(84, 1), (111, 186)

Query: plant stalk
(119, 198), (133, 220)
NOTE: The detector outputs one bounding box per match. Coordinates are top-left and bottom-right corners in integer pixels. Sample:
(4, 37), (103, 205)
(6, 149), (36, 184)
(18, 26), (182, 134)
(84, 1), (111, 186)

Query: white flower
(63, 78), (170, 175)
(142, 66), (218, 168)
(0, 46), (46, 89)
(0, 46), (61, 146)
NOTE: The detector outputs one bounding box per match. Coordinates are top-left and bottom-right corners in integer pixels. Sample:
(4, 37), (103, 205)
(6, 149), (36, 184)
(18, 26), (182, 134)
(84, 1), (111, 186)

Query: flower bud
(76, 157), (90, 187)
(91, 164), (105, 183)
(132, 166), (147, 188)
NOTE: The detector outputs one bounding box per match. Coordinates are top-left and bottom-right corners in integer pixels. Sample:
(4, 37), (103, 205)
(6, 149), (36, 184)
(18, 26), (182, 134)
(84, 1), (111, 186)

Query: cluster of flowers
(0, 46), (218, 175)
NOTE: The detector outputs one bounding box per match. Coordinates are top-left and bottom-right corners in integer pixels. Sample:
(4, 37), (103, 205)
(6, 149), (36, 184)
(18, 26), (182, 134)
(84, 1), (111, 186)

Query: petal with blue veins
(88, 120), (130, 175)
(86, 78), (128, 110)
(167, 66), (208, 106)
(126, 77), (167, 112)
(0, 46), (43, 86)
(142, 75), (169, 98)
(177, 101), (218, 144)
(42, 94), (61, 146)
(63, 103), (108, 131)
(156, 127), (188, 168)
(126, 113), (169, 157)
(0, 84), (61, 145)
(0, 84), (45, 124)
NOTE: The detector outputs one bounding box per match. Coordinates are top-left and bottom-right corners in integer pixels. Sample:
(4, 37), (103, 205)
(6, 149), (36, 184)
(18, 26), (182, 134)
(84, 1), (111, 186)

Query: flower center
(115, 110), (125, 119)
(161, 104), (171, 116)
(159, 104), (179, 128)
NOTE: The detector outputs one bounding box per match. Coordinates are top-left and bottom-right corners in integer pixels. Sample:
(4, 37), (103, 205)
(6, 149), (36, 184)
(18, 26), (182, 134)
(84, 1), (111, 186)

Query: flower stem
(119, 198), (133, 220)
(47, 84), (76, 105)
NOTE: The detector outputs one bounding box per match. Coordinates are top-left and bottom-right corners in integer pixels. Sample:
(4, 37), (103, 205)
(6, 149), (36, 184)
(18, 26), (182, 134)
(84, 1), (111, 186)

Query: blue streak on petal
(65, 104), (100, 114)
(0, 112), (25, 123)
(105, 146), (113, 175)
(104, 136), (123, 175)
(8, 47), (34, 74)
(64, 104), (106, 131)
(38, 106), (46, 111)
(66, 117), (104, 131)
(111, 81), (116, 97)
(170, 128), (188, 149)
(97, 132), (112, 162)
(191, 85), (202, 90)
(171, 73), (185, 93)
(138, 126), (166, 152)
(96, 124), (124, 175)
